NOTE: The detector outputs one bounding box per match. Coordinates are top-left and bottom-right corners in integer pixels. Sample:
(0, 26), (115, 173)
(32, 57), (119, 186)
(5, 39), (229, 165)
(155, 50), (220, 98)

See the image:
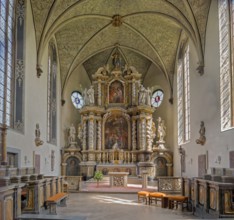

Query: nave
(49, 193), (199, 220)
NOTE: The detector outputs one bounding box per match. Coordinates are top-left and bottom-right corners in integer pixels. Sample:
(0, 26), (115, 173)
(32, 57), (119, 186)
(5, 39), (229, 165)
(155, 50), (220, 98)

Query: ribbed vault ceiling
(30, 0), (211, 95)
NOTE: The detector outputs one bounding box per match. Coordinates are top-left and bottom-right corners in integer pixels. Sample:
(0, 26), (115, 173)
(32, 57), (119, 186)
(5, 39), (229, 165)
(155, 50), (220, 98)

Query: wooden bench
(138, 191), (150, 204)
(168, 195), (188, 211)
(46, 192), (68, 214)
(149, 192), (166, 205)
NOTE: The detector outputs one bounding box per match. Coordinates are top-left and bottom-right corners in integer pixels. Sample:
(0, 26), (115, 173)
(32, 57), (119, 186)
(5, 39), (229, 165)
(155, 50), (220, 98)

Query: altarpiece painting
(105, 115), (128, 150)
(109, 80), (124, 103)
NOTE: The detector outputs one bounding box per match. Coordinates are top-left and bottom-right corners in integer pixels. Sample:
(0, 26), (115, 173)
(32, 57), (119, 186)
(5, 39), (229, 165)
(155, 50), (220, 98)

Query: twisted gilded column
(140, 117), (146, 151)
(146, 118), (153, 151)
(97, 117), (102, 150)
(82, 119), (87, 151)
(97, 81), (102, 106)
(132, 80), (136, 105)
(88, 116), (94, 150)
(132, 117), (137, 150)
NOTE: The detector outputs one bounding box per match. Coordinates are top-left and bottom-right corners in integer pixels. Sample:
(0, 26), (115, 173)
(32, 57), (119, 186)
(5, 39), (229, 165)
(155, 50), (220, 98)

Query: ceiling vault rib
(123, 11), (197, 49)
(184, 0), (204, 70)
(30, 0), (211, 100)
(165, 0), (205, 70)
(61, 22), (112, 95)
(61, 45), (116, 99)
(36, 0), (56, 65)
(29, 0), (37, 49)
(38, 15), (112, 65)
(122, 21), (169, 82)
(61, 44), (169, 99)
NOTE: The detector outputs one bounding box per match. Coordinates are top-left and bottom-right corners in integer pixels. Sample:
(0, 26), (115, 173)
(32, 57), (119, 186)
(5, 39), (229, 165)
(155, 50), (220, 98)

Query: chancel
(63, 59), (173, 179)
(1, 1), (234, 220)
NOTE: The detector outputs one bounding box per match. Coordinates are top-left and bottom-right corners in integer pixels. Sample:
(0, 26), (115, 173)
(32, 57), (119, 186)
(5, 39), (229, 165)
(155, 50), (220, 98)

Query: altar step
(86, 176), (110, 184)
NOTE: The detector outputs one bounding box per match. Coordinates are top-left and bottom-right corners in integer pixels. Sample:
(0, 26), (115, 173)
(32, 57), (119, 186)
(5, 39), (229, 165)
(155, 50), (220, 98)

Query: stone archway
(151, 151), (173, 177)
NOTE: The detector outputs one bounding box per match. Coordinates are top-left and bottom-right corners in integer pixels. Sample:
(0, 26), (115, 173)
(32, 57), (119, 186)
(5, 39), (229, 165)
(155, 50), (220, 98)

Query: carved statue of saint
(196, 121), (206, 145)
(83, 88), (88, 105)
(77, 124), (82, 140)
(139, 84), (146, 105)
(157, 117), (166, 142)
(146, 87), (152, 106)
(112, 52), (121, 70)
(69, 124), (76, 143)
(35, 123), (44, 146)
(87, 85), (95, 105)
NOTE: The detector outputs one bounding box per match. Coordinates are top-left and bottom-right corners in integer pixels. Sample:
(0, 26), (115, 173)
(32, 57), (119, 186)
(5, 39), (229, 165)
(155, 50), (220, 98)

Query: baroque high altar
(62, 60), (173, 180)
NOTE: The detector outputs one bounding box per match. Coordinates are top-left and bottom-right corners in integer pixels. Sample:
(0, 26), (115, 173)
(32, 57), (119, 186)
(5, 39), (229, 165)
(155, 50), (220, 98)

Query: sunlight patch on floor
(92, 195), (141, 206)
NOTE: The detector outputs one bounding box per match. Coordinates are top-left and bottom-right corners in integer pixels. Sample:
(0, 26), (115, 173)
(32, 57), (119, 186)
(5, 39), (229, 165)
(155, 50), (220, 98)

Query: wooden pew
(46, 192), (68, 214)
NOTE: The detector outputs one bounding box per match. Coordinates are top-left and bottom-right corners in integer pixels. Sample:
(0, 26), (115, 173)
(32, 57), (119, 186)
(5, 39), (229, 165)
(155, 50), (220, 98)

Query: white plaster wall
(173, 0), (234, 178)
(144, 64), (174, 150)
(60, 66), (90, 148)
(6, 2), (61, 176)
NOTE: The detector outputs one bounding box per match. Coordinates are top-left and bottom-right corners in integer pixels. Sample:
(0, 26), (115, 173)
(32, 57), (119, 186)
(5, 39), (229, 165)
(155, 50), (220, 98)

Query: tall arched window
(177, 45), (190, 145)
(47, 41), (57, 144)
(0, 0), (16, 127)
(218, 0), (234, 131)
(14, 0), (25, 132)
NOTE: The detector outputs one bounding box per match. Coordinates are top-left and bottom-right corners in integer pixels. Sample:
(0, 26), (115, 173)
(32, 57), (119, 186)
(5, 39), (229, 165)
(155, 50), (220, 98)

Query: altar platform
(79, 177), (158, 193)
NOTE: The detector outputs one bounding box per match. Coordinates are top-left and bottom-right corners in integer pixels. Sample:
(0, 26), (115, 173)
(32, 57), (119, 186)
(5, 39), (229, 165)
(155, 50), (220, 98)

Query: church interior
(1, 0), (234, 219)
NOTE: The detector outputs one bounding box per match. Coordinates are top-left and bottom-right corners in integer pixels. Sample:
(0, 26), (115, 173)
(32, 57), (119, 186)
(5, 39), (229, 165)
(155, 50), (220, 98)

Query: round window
(151, 89), (164, 107)
(71, 91), (84, 109)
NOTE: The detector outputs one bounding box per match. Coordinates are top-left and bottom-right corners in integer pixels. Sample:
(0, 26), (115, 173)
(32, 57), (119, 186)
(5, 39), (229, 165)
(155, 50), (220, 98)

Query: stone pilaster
(166, 163), (173, 176)
(142, 171), (148, 189)
(61, 163), (67, 176)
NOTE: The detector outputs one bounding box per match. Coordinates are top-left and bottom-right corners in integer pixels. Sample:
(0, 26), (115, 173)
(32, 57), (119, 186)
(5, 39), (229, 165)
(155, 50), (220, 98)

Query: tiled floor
(56, 193), (201, 220)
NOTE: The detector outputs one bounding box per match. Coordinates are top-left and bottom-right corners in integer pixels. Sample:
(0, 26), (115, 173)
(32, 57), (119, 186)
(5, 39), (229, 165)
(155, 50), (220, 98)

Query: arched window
(0, 0), (16, 126)
(71, 91), (84, 109)
(14, 0), (25, 132)
(151, 89), (164, 107)
(177, 45), (190, 145)
(218, 0), (234, 131)
(47, 41), (57, 144)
